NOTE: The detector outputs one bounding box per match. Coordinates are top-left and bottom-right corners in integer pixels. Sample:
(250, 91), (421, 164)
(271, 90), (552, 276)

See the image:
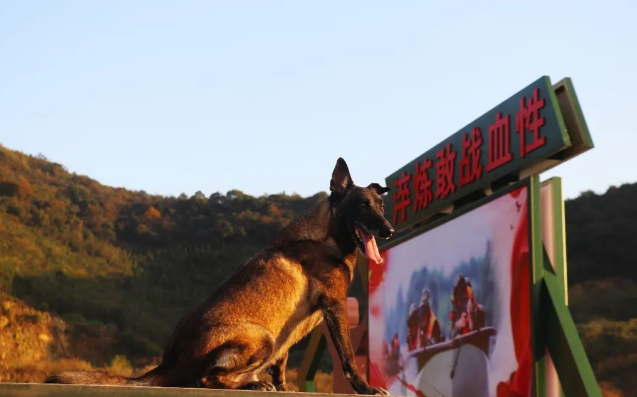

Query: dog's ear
(368, 183), (391, 195)
(330, 158), (354, 193)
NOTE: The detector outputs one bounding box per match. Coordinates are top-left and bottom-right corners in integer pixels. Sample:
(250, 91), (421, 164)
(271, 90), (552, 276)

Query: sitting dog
(47, 158), (393, 395)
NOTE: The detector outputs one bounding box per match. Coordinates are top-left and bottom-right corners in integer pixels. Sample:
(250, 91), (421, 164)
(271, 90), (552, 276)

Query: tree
(144, 206), (161, 222)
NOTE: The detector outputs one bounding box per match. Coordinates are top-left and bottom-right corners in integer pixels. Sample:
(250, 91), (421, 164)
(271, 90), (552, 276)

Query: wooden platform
(0, 383), (365, 397)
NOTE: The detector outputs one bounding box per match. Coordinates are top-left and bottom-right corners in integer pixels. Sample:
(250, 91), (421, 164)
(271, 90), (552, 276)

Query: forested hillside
(565, 185), (637, 396)
(0, 144), (327, 372)
(0, 144), (635, 395)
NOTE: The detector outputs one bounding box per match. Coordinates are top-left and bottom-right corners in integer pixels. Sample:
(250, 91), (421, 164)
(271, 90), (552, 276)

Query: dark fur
(46, 158), (393, 394)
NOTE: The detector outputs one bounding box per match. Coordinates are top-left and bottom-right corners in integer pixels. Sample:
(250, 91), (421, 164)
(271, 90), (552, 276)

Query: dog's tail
(45, 365), (168, 386)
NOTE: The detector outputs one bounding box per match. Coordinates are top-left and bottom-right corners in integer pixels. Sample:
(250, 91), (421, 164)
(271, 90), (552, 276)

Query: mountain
(564, 185), (637, 395)
(0, 144), (634, 395)
(0, 144), (329, 370)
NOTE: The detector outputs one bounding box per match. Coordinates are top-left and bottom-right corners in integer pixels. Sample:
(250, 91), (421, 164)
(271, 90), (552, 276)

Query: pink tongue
(356, 226), (383, 264)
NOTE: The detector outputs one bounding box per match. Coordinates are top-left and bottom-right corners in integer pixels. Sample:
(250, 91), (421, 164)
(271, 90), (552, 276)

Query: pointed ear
(368, 183), (391, 195)
(330, 158), (354, 192)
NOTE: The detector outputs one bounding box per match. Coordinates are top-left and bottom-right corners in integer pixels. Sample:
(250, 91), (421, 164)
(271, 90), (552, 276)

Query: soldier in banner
(406, 303), (420, 351)
(407, 289), (445, 352)
(417, 289), (445, 347)
(390, 332), (401, 359)
(449, 274), (486, 338)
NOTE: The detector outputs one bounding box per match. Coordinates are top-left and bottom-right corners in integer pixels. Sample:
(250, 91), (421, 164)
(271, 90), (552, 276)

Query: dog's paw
(241, 380), (277, 391)
(352, 379), (390, 395)
(367, 386), (390, 395)
(275, 383), (288, 391)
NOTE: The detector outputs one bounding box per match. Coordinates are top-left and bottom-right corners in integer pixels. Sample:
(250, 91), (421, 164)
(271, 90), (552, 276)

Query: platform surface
(0, 383), (374, 397)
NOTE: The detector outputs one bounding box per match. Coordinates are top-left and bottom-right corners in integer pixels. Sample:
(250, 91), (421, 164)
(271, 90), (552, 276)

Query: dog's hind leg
(199, 324), (276, 391)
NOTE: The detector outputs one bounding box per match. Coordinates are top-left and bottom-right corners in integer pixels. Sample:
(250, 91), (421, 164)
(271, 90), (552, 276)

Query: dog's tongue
(356, 226), (383, 264)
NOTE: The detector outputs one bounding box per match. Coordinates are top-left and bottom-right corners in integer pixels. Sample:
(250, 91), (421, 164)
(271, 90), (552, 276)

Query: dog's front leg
(319, 296), (388, 395)
(266, 352), (288, 391)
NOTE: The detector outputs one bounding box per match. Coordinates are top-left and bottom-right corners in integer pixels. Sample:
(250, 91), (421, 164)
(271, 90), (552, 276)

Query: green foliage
(108, 355), (133, 375)
(569, 278), (637, 323)
(565, 185), (637, 396)
(565, 184), (637, 285)
(577, 317), (637, 394)
(0, 180), (20, 197)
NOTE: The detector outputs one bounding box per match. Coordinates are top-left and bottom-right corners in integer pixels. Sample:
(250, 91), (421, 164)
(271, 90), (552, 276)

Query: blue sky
(1, 1), (635, 199)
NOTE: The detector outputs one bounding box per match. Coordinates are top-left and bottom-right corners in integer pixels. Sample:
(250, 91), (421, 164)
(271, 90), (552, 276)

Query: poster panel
(369, 184), (532, 397)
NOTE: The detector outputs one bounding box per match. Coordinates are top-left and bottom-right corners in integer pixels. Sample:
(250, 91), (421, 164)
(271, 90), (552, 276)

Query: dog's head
(329, 158), (394, 264)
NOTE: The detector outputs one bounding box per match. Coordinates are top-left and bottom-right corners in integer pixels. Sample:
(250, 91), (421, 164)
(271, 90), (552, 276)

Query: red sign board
(385, 76), (571, 232)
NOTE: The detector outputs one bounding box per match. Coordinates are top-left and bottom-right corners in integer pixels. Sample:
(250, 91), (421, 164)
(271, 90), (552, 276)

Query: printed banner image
(369, 186), (532, 397)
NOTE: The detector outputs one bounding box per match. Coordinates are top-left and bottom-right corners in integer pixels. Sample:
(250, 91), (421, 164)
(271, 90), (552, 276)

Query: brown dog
(46, 158), (393, 394)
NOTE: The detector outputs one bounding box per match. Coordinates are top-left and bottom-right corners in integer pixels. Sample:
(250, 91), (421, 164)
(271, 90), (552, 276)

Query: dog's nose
(380, 227), (395, 239)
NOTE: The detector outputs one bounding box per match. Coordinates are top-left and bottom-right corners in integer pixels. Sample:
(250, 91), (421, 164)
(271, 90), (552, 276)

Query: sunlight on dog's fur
(46, 158), (393, 394)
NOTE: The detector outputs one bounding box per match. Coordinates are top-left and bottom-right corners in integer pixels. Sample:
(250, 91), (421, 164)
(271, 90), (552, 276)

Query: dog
(46, 158), (394, 395)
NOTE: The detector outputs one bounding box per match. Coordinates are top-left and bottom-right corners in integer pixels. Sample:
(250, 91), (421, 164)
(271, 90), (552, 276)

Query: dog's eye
(360, 202), (369, 208)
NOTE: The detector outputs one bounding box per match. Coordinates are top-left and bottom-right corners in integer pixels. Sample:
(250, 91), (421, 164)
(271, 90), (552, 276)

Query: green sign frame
(529, 176), (602, 397)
